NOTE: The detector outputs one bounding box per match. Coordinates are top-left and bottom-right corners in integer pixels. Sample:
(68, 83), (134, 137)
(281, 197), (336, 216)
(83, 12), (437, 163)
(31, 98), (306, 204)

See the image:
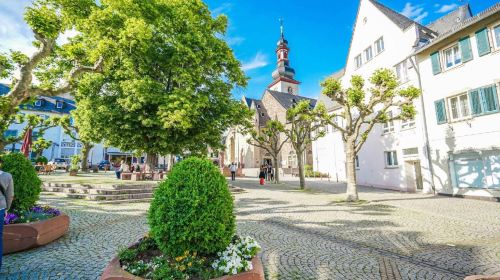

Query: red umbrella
(21, 127), (33, 158)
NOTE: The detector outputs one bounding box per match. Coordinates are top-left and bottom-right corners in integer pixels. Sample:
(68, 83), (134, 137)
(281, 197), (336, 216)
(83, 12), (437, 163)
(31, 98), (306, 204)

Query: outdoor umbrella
(20, 127), (33, 158)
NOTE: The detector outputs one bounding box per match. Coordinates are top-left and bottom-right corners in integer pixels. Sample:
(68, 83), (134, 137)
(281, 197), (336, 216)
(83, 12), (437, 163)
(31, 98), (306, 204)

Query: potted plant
(101, 158), (264, 280)
(2, 153), (70, 255)
(69, 154), (80, 176)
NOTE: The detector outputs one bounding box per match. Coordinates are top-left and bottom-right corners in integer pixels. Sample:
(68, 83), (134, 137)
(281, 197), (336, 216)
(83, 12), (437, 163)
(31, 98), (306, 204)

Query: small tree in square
(285, 100), (330, 190)
(321, 68), (420, 201)
(246, 120), (288, 183)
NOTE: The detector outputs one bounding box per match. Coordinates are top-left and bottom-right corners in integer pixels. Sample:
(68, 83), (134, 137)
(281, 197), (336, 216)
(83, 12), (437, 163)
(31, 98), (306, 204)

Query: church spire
(268, 19), (300, 94)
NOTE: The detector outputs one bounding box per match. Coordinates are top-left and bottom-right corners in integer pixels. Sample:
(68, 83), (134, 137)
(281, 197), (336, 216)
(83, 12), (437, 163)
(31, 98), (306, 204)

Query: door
(414, 161), (423, 190)
(404, 161), (416, 192)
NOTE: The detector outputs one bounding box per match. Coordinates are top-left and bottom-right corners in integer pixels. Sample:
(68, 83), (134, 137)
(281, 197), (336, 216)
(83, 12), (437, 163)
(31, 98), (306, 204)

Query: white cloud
(401, 2), (429, 23)
(435, 3), (459, 13)
(0, 0), (35, 56)
(212, 3), (232, 16)
(226, 36), (245, 46)
(241, 52), (268, 71)
(57, 28), (80, 45)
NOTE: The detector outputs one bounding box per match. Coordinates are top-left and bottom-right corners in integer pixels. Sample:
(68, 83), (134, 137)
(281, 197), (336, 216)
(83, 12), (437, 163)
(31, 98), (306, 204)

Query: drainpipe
(408, 55), (436, 195)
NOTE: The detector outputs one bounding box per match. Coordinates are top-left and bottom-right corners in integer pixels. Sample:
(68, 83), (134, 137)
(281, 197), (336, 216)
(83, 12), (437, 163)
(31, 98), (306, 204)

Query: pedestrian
(0, 158), (14, 270)
(230, 162), (237, 181)
(259, 165), (266, 185)
(269, 164), (274, 182)
(115, 160), (127, 179)
(267, 163), (273, 181)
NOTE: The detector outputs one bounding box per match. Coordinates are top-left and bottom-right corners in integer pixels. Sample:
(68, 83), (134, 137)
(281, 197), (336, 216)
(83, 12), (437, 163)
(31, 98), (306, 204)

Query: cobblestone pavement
(233, 178), (500, 280)
(2, 180), (500, 280)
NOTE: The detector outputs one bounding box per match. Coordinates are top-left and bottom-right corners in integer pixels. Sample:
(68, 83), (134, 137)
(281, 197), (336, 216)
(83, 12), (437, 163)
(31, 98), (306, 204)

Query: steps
(42, 182), (156, 203)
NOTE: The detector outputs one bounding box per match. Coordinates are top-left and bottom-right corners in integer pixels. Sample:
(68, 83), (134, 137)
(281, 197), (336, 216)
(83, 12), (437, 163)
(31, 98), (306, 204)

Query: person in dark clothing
(267, 164), (273, 181)
(259, 166), (266, 185)
(230, 162), (237, 181)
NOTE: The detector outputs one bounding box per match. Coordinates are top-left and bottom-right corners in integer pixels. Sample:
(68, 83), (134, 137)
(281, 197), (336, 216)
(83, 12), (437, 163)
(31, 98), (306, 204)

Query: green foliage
(148, 157), (235, 257)
(24, 4), (62, 39)
(69, 154), (80, 172)
(32, 138), (52, 156)
(304, 165), (328, 178)
(1, 153), (42, 211)
(35, 156), (48, 164)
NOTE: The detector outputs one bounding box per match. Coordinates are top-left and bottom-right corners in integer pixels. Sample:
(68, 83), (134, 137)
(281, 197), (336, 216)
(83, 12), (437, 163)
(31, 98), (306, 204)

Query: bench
(121, 172), (132, 180)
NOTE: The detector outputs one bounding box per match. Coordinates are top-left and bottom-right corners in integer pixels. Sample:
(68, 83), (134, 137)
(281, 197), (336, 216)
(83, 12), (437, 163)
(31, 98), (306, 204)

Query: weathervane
(279, 18), (284, 38)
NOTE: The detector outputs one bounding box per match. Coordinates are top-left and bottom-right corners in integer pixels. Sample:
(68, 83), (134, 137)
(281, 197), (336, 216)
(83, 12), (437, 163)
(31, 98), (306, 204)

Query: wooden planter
(101, 254), (264, 280)
(2, 213), (70, 255)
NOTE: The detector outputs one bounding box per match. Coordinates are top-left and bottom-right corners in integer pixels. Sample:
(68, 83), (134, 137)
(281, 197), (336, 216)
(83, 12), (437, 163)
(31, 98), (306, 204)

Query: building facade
(222, 28), (315, 176)
(416, 5), (500, 199)
(313, 0), (500, 199)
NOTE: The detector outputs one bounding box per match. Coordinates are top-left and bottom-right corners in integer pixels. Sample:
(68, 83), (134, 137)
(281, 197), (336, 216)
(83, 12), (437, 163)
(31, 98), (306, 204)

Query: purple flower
(4, 213), (19, 225)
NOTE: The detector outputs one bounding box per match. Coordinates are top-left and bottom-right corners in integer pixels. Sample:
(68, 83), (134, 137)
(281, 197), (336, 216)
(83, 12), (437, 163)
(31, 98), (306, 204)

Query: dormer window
(257, 105), (261, 109)
(260, 113), (265, 117)
(56, 100), (64, 109)
(288, 86), (293, 94)
(292, 98), (296, 103)
(34, 99), (42, 107)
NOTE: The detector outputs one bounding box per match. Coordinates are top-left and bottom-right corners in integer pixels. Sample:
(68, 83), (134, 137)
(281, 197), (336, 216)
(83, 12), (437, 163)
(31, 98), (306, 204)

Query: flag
(21, 127), (33, 158)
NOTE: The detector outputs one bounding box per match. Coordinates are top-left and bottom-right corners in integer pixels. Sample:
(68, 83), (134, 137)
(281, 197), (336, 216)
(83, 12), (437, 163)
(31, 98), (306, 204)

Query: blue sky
(1, 0), (498, 99)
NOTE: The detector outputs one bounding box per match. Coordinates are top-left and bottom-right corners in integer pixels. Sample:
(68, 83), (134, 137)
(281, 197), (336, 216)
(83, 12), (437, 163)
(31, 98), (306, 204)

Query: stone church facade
(222, 27), (316, 177)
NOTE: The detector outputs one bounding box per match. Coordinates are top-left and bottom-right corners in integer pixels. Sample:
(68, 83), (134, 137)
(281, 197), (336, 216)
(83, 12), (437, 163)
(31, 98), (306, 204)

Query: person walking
(0, 158), (14, 269)
(267, 163), (273, 181)
(259, 165), (266, 185)
(115, 160), (128, 179)
(230, 162), (237, 181)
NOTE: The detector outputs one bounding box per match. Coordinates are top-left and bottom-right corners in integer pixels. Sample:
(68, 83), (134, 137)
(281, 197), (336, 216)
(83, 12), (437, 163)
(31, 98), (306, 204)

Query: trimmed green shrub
(1, 153), (42, 210)
(148, 157), (235, 257)
(35, 156), (48, 164)
(70, 154), (80, 172)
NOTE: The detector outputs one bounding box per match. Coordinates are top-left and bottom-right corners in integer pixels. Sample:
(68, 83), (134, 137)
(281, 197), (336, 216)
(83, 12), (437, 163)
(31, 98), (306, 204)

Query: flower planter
(69, 170), (78, 176)
(100, 255), (264, 280)
(2, 213), (70, 255)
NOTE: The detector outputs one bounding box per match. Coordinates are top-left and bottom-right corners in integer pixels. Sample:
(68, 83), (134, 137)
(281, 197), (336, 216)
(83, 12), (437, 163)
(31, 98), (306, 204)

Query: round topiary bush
(148, 157), (235, 257)
(1, 153), (42, 211)
(35, 156), (48, 164)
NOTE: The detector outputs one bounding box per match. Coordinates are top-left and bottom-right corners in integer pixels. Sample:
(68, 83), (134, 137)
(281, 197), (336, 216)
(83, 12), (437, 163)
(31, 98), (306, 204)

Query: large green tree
(285, 101), (330, 190)
(321, 69), (420, 201)
(72, 0), (250, 170)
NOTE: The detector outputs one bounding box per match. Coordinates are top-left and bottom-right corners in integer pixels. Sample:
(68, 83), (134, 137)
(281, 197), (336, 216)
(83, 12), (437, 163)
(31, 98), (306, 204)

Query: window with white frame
(34, 99), (42, 107)
(364, 46), (373, 62)
(395, 60), (409, 82)
(493, 24), (500, 49)
(354, 54), (362, 69)
(383, 111), (394, 133)
(448, 93), (470, 121)
(401, 117), (415, 129)
(56, 100), (63, 109)
(375, 37), (385, 55)
(384, 151), (398, 167)
(443, 44), (462, 69)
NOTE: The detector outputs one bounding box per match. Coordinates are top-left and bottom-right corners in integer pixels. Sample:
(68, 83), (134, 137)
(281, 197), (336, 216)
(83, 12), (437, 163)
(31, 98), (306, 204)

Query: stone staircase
(42, 182), (157, 204)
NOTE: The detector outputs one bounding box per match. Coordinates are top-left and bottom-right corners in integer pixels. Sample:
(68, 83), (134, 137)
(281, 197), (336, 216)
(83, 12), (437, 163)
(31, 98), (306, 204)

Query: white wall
(418, 19), (500, 198)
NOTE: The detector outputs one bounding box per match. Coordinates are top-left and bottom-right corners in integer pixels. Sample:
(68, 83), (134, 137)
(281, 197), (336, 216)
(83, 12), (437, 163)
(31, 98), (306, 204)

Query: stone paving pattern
(1, 178), (500, 280)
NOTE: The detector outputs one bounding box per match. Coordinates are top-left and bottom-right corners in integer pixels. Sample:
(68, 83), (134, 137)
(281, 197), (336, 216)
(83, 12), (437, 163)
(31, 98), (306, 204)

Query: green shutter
(475, 28), (491, 56)
(434, 99), (447, 124)
(469, 89), (482, 115)
(430, 51), (442, 75)
(459, 36), (473, 63)
(481, 85), (499, 113)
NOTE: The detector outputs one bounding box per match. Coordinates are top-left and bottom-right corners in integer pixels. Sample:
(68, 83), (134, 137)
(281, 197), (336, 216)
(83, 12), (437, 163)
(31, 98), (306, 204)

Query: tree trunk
(146, 153), (157, 172)
(345, 141), (359, 201)
(169, 155), (175, 171)
(297, 150), (306, 189)
(80, 142), (92, 172)
(0, 142), (6, 154)
(273, 156), (280, 184)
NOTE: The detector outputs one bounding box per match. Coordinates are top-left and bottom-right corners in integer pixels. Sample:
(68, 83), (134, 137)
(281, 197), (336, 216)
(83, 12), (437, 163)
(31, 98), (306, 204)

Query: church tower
(268, 20), (300, 95)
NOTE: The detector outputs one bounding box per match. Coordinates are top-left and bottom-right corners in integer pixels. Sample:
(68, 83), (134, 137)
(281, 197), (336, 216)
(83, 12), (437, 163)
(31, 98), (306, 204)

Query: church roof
(266, 90), (317, 109)
(243, 97), (258, 108)
(253, 100), (271, 127)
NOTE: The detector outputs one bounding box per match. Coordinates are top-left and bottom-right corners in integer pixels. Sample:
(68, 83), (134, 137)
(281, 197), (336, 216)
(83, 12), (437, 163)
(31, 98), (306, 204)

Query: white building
(415, 5), (500, 200)
(0, 85), (128, 165)
(313, 0), (500, 200)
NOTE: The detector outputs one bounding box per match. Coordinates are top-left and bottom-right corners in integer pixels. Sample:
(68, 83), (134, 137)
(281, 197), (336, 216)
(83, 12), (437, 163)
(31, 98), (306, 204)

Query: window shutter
(475, 28), (491, 56)
(430, 52), (442, 75)
(481, 85), (499, 113)
(459, 36), (473, 63)
(434, 99), (447, 124)
(469, 89), (482, 115)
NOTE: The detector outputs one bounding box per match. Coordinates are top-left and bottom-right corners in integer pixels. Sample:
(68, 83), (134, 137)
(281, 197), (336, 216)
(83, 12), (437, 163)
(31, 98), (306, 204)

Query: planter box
(2, 213), (70, 255)
(101, 254), (264, 280)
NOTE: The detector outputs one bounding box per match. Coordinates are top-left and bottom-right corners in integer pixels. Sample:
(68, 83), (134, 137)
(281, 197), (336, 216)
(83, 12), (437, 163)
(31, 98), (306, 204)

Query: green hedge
(35, 156), (48, 164)
(1, 153), (42, 210)
(148, 157), (235, 257)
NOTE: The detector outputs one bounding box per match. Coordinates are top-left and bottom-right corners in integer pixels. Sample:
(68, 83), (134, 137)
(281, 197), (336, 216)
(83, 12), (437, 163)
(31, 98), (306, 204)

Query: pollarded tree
(72, 0), (251, 171)
(246, 120), (289, 184)
(0, 113), (57, 152)
(285, 101), (331, 190)
(32, 138), (52, 158)
(321, 68), (420, 201)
